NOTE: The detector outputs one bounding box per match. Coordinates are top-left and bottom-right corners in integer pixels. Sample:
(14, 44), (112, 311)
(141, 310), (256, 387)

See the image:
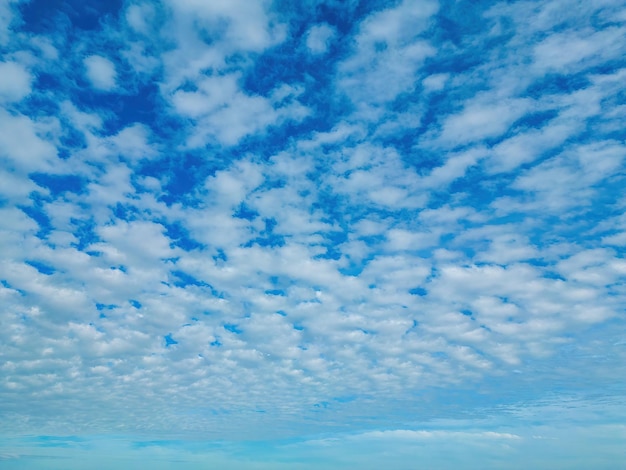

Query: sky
(1, 0), (625, 468)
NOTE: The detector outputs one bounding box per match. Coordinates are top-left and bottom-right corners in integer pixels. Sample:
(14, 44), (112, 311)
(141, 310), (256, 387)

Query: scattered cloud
(0, 61), (32, 101)
(305, 23), (335, 55)
(83, 55), (117, 91)
(0, 0), (625, 467)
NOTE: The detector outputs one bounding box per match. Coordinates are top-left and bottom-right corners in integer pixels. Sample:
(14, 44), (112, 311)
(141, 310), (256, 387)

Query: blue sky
(1, 0), (625, 468)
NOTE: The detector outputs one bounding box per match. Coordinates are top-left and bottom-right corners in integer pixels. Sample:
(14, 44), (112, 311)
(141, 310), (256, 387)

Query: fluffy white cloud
(172, 73), (309, 146)
(0, 109), (57, 172)
(159, 0), (286, 94)
(305, 23), (335, 54)
(337, 0), (438, 112)
(437, 98), (532, 148)
(532, 26), (625, 73)
(167, 0), (285, 52)
(0, 61), (32, 102)
(125, 3), (155, 34)
(83, 55), (117, 91)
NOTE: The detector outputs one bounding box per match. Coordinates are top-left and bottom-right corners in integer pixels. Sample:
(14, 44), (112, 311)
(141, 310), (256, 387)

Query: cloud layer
(0, 0), (625, 466)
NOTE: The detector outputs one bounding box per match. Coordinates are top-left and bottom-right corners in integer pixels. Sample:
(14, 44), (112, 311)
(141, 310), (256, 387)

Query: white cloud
(356, 429), (521, 441)
(500, 140), (626, 213)
(95, 220), (178, 264)
(326, 143), (426, 209)
(602, 232), (626, 246)
(125, 3), (155, 34)
(422, 147), (484, 188)
(83, 55), (117, 91)
(0, 0), (19, 46)
(29, 36), (59, 61)
(337, 0), (438, 112)
(485, 121), (573, 175)
(60, 100), (103, 131)
(0, 61), (32, 102)
(422, 73), (448, 92)
(305, 23), (335, 55)
(0, 168), (38, 202)
(172, 74), (309, 146)
(108, 123), (158, 162)
(438, 97), (532, 148)
(168, 0), (285, 52)
(159, 0), (286, 94)
(121, 42), (160, 75)
(532, 26), (625, 73)
(0, 109), (57, 172)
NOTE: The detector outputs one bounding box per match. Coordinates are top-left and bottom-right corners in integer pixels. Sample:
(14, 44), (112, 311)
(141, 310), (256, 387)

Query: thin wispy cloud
(1, 0), (625, 468)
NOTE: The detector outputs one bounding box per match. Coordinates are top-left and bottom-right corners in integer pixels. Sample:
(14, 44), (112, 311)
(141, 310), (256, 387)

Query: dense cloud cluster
(0, 0), (625, 465)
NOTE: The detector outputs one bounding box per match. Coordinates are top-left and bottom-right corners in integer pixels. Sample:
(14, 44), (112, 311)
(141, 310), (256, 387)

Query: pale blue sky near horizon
(1, 0), (625, 468)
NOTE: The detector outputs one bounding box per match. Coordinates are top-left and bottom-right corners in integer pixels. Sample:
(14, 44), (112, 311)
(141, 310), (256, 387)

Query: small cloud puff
(305, 23), (335, 55)
(0, 61), (32, 102)
(125, 3), (155, 34)
(422, 73), (448, 92)
(84, 55), (117, 91)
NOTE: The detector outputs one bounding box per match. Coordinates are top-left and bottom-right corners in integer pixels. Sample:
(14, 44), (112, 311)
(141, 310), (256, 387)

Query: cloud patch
(305, 23), (335, 55)
(83, 55), (117, 91)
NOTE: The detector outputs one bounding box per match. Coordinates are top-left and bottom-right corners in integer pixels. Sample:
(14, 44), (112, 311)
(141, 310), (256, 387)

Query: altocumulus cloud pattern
(1, 0), (625, 469)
